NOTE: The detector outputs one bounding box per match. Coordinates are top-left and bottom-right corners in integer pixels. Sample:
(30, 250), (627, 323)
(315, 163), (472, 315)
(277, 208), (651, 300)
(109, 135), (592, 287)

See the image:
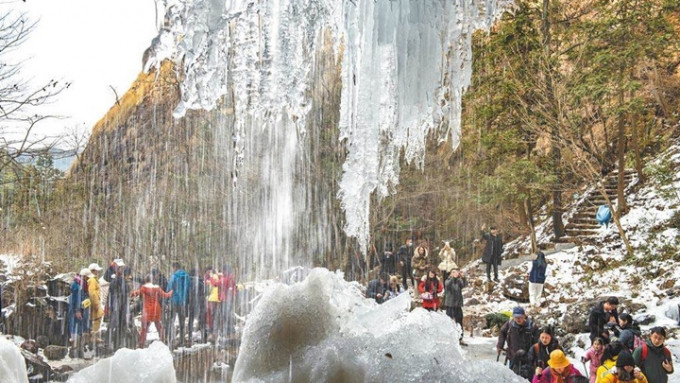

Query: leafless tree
(0, 8), (69, 174)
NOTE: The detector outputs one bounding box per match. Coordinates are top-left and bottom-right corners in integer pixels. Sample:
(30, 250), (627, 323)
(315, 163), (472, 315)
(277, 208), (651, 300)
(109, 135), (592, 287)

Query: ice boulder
(233, 268), (525, 382)
(67, 341), (176, 383)
(0, 336), (29, 383)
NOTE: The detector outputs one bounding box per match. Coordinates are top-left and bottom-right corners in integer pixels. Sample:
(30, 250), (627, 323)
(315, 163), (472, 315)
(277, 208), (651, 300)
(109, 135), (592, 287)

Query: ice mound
(0, 337), (29, 383)
(233, 268), (525, 382)
(68, 341), (176, 383)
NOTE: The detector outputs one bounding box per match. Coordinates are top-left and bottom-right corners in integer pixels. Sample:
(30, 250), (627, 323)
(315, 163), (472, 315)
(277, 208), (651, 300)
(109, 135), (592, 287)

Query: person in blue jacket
(69, 268), (91, 358)
(528, 252), (547, 307)
(166, 262), (190, 347)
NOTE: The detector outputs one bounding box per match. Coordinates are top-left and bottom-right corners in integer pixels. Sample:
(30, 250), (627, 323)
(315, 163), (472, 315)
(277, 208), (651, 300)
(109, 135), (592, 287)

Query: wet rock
(43, 345), (68, 361)
(36, 335), (49, 349)
(22, 348), (53, 383)
(22, 339), (38, 353)
(633, 313), (655, 326)
(466, 298), (480, 306)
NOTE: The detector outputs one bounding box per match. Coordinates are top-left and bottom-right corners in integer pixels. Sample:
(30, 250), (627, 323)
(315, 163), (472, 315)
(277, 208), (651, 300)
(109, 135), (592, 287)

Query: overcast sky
(5, 0), (158, 144)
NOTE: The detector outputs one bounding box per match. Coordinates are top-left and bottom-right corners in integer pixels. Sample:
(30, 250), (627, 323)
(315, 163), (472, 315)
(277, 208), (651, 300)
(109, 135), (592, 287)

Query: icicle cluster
(147, 0), (512, 255)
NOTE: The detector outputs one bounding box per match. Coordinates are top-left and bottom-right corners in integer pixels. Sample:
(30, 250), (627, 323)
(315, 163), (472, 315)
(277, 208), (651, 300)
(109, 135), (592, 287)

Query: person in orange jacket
(131, 275), (173, 349)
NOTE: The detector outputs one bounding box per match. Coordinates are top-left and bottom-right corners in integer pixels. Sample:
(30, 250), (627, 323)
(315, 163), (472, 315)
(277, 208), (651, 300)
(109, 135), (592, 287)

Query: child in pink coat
(582, 337), (604, 383)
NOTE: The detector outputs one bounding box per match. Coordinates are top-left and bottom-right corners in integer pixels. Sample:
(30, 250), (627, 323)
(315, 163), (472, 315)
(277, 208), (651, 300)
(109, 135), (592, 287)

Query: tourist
(166, 261), (190, 347)
(528, 327), (561, 375)
(219, 265), (238, 337)
(412, 244), (430, 282)
(582, 337), (604, 383)
(481, 224), (503, 282)
(107, 262), (133, 350)
(599, 351), (648, 383)
(69, 268), (91, 358)
(595, 341), (625, 383)
(418, 268), (443, 311)
(383, 275), (404, 301)
(132, 275), (173, 349)
(87, 263), (104, 343)
(589, 296), (619, 344)
(632, 327), (674, 383)
(397, 238), (415, 290)
(528, 252), (547, 307)
(380, 243), (396, 275)
(444, 268), (466, 342)
(532, 349), (584, 383)
(438, 241), (458, 281)
(617, 313), (642, 353)
(497, 306), (539, 373)
(366, 273), (389, 304)
(187, 268), (206, 345)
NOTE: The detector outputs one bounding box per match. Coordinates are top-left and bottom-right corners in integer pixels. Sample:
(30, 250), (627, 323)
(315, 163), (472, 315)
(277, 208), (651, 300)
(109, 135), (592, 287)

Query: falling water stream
(63, 0), (523, 382)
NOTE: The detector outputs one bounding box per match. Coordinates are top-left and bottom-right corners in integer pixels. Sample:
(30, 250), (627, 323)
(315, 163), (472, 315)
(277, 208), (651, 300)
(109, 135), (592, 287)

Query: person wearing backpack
(529, 327), (562, 377)
(632, 327), (674, 383)
(596, 341), (625, 383)
(532, 349), (584, 383)
(617, 313), (642, 353)
(598, 351), (648, 383)
(166, 262), (190, 348)
(497, 306), (539, 374)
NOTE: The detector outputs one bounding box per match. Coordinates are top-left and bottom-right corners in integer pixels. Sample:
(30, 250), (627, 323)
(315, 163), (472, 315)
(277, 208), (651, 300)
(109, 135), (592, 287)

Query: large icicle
(146, 0), (512, 257)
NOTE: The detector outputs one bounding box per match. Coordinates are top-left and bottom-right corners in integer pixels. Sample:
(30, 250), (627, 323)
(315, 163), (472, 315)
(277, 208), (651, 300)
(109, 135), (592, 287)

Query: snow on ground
(459, 140), (680, 381)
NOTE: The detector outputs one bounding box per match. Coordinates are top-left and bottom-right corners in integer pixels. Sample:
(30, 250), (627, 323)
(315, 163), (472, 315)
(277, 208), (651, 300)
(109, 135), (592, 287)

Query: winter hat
(88, 263), (103, 271)
(512, 306), (526, 317)
(616, 351), (635, 368)
(547, 349), (570, 369)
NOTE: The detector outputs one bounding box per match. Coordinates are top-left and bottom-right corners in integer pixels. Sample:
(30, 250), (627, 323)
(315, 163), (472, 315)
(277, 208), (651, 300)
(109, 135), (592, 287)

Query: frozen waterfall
(147, 0), (512, 258)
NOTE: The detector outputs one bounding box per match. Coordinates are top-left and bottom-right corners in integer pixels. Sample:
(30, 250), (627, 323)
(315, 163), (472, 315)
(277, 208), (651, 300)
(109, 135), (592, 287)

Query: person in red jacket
(418, 268), (443, 311)
(131, 275), (173, 349)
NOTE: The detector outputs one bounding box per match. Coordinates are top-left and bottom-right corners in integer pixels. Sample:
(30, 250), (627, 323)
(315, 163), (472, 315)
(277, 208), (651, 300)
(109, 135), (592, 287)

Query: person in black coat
(444, 268), (467, 341)
(397, 238), (414, 290)
(481, 225), (503, 282)
(366, 273), (389, 304)
(588, 296), (619, 345)
(528, 327), (562, 376)
(380, 243), (396, 275)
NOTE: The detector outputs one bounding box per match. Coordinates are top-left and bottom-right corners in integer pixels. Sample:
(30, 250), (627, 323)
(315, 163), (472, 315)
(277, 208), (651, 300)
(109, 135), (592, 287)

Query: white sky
(4, 0), (158, 143)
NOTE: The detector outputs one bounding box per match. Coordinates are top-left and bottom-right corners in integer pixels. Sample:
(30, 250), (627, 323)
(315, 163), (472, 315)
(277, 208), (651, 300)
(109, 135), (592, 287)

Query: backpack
(641, 343), (671, 362)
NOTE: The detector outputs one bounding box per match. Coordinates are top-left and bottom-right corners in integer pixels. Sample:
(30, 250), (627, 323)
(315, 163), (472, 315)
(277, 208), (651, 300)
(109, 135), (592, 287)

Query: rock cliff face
(55, 47), (348, 278)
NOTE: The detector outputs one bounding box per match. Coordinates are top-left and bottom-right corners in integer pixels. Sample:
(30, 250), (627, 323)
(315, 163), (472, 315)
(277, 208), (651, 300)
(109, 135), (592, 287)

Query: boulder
(35, 335), (49, 350)
(501, 272), (529, 303)
(21, 339), (38, 354)
(43, 345), (68, 361)
(465, 298), (480, 306)
(21, 348), (53, 382)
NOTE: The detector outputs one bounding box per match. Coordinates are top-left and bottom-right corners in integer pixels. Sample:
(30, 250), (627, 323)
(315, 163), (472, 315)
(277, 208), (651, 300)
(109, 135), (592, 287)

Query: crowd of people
(366, 227), (501, 344)
(67, 259), (238, 358)
(496, 297), (675, 383)
(365, 227), (675, 383)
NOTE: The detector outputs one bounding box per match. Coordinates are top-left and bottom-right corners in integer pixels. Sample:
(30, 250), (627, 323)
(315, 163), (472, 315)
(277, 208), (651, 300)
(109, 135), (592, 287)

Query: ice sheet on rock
(0, 337), (29, 383)
(67, 341), (176, 383)
(232, 268), (526, 382)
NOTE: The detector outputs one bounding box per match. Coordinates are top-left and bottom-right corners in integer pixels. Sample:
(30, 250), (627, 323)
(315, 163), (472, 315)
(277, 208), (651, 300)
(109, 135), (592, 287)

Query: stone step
(565, 228), (600, 236)
(565, 223), (601, 230)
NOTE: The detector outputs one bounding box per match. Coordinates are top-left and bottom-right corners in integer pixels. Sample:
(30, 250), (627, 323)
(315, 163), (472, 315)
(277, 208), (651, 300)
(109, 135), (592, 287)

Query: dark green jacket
(633, 339), (674, 383)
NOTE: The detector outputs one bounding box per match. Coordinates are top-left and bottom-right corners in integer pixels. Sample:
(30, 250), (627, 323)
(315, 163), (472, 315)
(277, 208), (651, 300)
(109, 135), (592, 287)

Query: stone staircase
(553, 169), (637, 243)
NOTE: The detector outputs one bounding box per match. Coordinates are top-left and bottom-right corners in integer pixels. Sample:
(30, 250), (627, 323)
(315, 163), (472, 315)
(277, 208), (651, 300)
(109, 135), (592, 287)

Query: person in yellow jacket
(598, 351), (648, 383)
(87, 263), (105, 342)
(596, 341), (624, 383)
